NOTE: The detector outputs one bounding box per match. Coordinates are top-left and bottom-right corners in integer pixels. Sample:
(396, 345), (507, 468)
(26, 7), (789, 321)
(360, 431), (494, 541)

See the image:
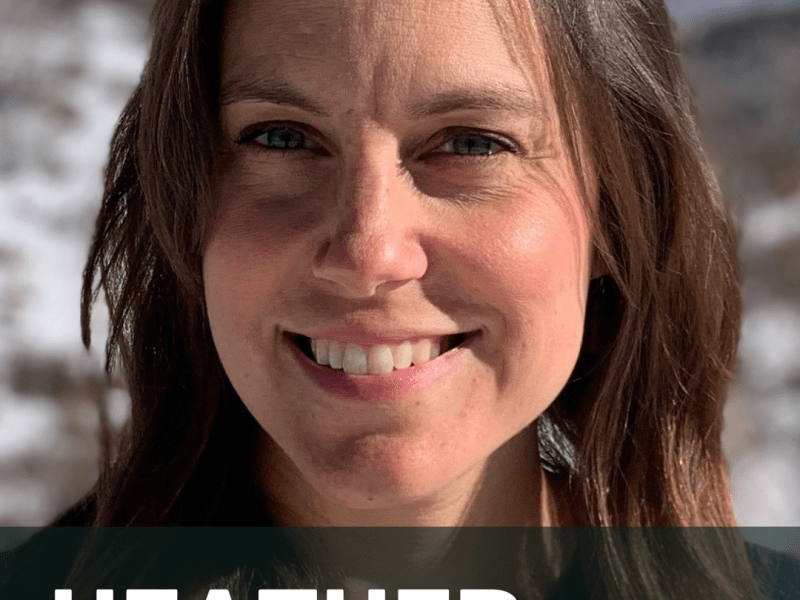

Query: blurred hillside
(681, 7), (800, 206)
(0, 0), (798, 525)
(677, 5), (800, 525)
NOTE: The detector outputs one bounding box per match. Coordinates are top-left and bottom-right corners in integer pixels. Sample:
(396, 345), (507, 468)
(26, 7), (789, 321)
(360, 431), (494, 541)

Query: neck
(255, 427), (575, 594)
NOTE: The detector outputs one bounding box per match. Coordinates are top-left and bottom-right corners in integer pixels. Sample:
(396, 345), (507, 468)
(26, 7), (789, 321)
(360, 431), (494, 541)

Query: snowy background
(0, 0), (798, 526)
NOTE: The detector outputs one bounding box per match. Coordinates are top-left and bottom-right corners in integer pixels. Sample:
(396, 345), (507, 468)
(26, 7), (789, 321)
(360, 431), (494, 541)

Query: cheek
(212, 173), (328, 244)
(202, 187), (318, 367)
(204, 174), (329, 292)
(461, 190), (590, 312)
(448, 183), (592, 393)
(203, 238), (264, 383)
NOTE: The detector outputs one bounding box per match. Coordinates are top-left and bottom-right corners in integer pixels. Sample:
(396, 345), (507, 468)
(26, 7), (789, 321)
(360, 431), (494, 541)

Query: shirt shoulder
(746, 541), (800, 600)
(0, 494), (95, 598)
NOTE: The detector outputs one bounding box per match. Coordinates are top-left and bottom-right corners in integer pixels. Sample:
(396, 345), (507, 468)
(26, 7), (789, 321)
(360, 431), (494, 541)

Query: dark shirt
(2, 519), (799, 599)
(746, 542), (800, 599)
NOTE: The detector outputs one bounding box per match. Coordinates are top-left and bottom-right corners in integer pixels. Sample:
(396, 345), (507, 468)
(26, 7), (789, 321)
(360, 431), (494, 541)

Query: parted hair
(78, 0), (759, 597)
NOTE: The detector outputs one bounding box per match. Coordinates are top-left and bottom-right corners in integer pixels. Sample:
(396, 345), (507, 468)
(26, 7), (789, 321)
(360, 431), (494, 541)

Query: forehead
(220, 0), (547, 120)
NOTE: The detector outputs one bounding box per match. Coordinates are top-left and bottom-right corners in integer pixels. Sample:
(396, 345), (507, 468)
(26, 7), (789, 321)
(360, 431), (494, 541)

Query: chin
(287, 430), (474, 514)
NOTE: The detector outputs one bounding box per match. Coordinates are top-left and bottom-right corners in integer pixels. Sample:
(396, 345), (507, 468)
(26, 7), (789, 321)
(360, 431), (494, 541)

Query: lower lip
(284, 333), (480, 401)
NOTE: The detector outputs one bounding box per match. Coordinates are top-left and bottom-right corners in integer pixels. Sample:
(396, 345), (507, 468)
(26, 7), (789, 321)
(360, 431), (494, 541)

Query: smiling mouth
(284, 331), (480, 376)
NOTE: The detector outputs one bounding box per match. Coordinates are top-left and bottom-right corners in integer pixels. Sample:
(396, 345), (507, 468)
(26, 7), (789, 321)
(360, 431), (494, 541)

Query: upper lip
(284, 329), (480, 346)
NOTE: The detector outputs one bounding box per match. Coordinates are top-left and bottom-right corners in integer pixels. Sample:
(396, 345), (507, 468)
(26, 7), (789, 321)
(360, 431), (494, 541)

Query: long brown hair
(525, 0), (741, 528)
(79, 0), (759, 596)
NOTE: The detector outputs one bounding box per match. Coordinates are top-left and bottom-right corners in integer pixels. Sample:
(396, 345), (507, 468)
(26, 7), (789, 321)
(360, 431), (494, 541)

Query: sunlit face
(204, 0), (594, 524)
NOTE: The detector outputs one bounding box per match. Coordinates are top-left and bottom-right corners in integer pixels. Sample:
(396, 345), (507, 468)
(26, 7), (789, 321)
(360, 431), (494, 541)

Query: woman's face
(205, 0), (593, 523)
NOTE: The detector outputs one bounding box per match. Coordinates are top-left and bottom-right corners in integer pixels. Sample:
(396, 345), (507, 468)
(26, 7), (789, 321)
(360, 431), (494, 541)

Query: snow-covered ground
(0, 0), (145, 523)
(0, 0), (798, 525)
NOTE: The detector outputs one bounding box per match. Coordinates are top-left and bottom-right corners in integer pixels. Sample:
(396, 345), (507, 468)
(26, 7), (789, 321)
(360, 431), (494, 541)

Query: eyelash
(235, 121), (520, 160)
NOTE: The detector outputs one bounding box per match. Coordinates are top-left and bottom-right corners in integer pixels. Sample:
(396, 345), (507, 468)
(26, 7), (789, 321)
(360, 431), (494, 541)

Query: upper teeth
(310, 338), (442, 375)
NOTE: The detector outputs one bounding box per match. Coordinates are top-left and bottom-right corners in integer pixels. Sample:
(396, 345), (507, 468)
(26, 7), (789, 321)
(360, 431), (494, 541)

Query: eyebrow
(220, 72), (545, 120)
(220, 72), (329, 115)
(408, 86), (545, 120)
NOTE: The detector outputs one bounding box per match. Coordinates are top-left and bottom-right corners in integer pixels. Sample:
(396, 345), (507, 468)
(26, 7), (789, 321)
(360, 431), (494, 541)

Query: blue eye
(428, 130), (518, 159)
(236, 123), (517, 159)
(441, 132), (508, 156)
(238, 124), (322, 152)
(255, 127), (305, 149)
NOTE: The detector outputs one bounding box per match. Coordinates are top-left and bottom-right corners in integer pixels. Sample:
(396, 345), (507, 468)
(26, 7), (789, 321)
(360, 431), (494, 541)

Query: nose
(312, 144), (428, 297)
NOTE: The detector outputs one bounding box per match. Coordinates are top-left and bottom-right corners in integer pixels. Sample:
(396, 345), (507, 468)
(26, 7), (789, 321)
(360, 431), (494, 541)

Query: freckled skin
(204, 0), (594, 526)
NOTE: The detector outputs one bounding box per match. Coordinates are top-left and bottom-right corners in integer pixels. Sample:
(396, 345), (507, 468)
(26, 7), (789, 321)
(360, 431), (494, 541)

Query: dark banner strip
(2, 528), (799, 599)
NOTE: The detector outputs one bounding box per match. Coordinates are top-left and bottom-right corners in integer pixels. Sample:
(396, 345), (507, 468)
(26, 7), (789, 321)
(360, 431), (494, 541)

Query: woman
(3, 0), (796, 598)
(82, 0), (735, 527)
(83, 0), (734, 528)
